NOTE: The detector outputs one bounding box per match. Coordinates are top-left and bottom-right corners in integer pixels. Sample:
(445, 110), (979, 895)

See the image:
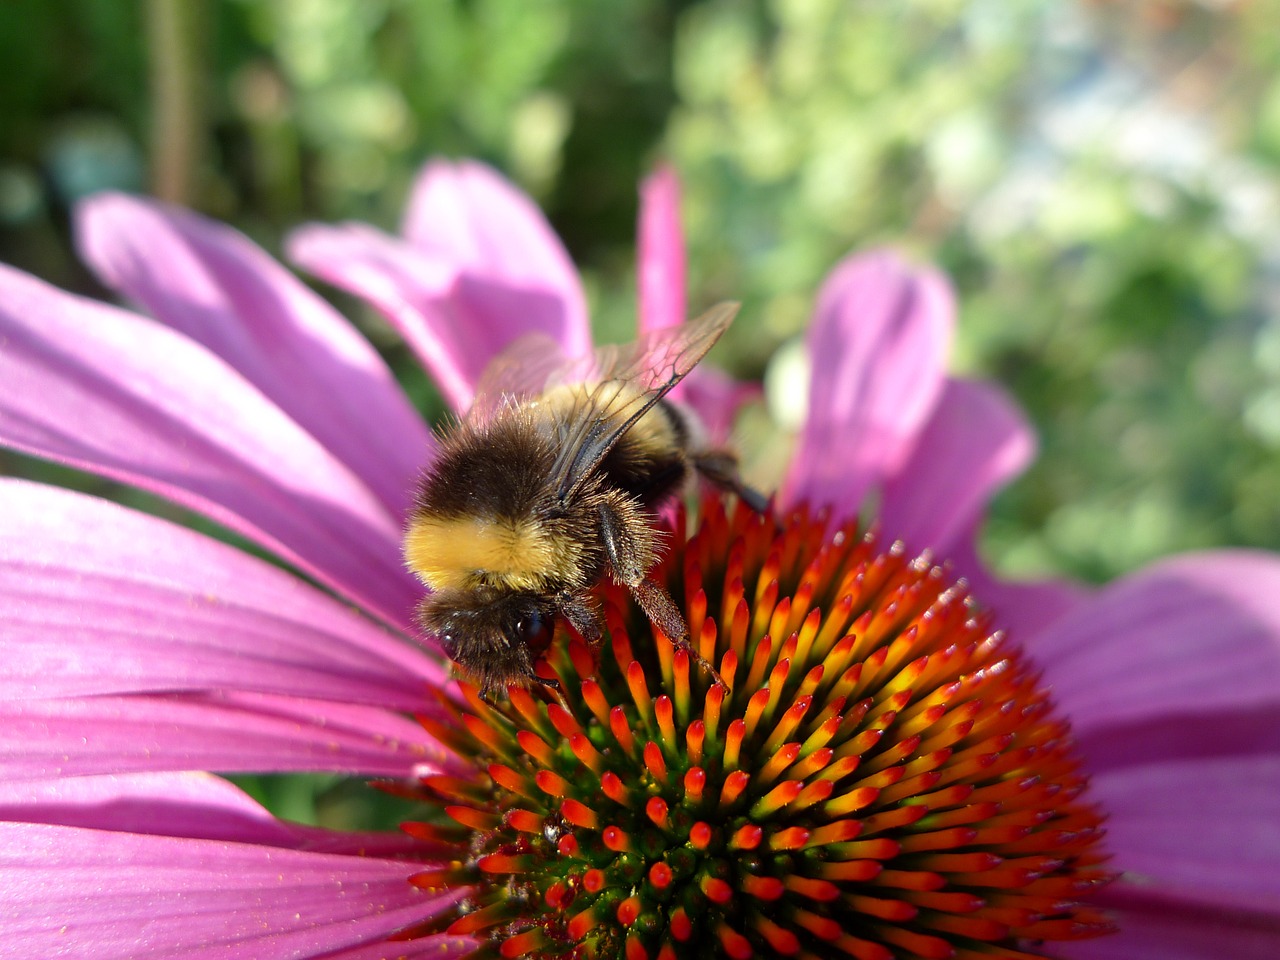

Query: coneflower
(402, 497), (1112, 960)
(0, 160), (1275, 960)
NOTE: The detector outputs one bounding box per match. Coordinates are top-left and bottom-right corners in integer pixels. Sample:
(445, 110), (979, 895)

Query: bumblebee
(403, 303), (766, 695)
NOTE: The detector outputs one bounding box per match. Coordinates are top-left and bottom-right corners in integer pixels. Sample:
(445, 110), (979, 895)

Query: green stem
(146, 0), (205, 204)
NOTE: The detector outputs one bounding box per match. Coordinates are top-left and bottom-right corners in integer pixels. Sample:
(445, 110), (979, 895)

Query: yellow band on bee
(404, 513), (576, 593)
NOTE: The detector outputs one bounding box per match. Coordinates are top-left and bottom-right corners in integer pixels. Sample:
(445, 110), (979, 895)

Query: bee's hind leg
(629, 579), (725, 689)
(693, 450), (769, 513)
(598, 500), (726, 688)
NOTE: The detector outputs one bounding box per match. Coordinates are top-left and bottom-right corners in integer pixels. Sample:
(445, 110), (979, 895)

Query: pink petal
(289, 222), (582, 412)
(76, 193), (432, 519)
(784, 250), (954, 519)
(0, 691), (457, 780)
(1, 480), (444, 710)
(0, 773), (424, 856)
(323, 938), (476, 960)
(0, 264), (418, 631)
(637, 164), (686, 334)
(879, 378), (1035, 554)
(0, 820), (463, 960)
(0, 772), (302, 845)
(402, 158), (589, 340)
(636, 165), (753, 427)
(1092, 755), (1280, 913)
(1063, 907), (1280, 960)
(1076, 706), (1280, 785)
(1027, 551), (1280, 738)
(291, 159), (592, 413)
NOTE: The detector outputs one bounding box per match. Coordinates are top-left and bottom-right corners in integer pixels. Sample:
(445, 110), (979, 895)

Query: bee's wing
(586, 302), (739, 390)
(465, 332), (572, 426)
(548, 301), (741, 501)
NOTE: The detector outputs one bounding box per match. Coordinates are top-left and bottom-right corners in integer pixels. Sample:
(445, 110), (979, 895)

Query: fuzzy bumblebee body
(404, 304), (766, 694)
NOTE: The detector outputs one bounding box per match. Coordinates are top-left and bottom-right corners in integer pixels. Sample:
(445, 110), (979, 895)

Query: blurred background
(3, 1), (1279, 613)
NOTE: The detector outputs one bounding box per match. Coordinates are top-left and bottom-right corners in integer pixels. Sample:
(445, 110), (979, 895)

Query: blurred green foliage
(4, 0), (1280, 590)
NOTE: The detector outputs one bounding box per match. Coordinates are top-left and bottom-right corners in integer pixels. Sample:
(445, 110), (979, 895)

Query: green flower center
(404, 497), (1114, 959)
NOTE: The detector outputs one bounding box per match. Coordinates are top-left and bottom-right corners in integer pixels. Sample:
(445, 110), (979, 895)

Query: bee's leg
(598, 500), (726, 688)
(631, 579), (726, 689)
(477, 681), (504, 708)
(531, 673), (571, 710)
(626, 578), (690, 646)
(693, 450), (769, 513)
(556, 591), (602, 645)
(554, 591), (605, 684)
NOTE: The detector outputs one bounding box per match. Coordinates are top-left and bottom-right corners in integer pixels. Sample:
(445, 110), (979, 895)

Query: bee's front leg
(556, 590), (602, 644)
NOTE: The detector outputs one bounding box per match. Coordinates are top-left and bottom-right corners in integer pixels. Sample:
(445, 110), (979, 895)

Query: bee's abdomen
(598, 398), (691, 509)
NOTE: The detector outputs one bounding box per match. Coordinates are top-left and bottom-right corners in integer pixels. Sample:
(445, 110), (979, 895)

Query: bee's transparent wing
(467, 301), (739, 424)
(464, 333), (573, 426)
(463, 302), (740, 496)
(590, 302), (739, 390)
(547, 302), (741, 501)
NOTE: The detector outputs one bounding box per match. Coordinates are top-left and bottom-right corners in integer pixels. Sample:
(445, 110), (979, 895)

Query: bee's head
(418, 587), (557, 695)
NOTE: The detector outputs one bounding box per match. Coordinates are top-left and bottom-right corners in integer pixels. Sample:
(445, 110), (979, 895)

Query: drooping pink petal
(76, 193), (432, 519)
(0, 691), (457, 781)
(636, 166), (758, 428)
(1068, 757), (1280, 958)
(878, 378), (1035, 555)
(637, 165), (686, 334)
(402, 158), (589, 339)
(0, 772), (425, 857)
(322, 938), (476, 960)
(0, 772), (305, 845)
(0, 820), (465, 960)
(1064, 904), (1280, 960)
(290, 160), (591, 412)
(1077, 706), (1280, 788)
(288, 223), (587, 413)
(1, 480), (444, 710)
(784, 250), (954, 518)
(1093, 755), (1280, 913)
(1027, 551), (1280, 739)
(286, 223), (483, 410)
(0, 264), (418, 631)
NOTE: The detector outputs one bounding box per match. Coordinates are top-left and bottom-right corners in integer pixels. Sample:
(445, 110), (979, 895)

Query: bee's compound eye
(514, 607), (552, 647)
